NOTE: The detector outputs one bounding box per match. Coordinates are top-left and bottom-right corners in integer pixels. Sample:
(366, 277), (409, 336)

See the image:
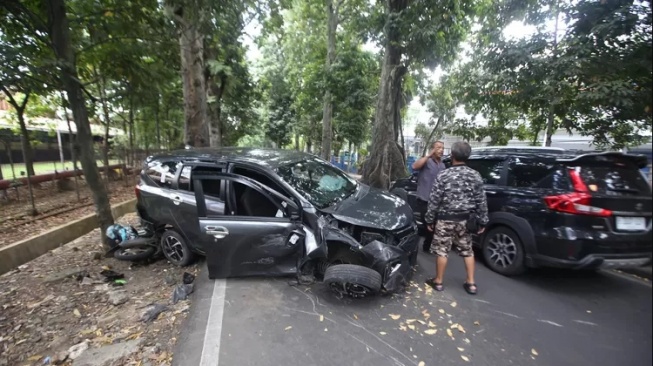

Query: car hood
(320, 184), (413, 231)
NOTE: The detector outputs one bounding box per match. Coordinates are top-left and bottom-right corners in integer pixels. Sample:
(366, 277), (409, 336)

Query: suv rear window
(568, 162), (651, 196)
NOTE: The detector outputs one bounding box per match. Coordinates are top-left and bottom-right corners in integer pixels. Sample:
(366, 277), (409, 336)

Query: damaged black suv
(135, 147), (419, 296)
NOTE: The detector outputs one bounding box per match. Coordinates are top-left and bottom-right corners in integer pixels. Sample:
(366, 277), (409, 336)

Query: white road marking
(200, 279), (227, 366)
(537, 319), (564, 327)
(494, 310), (522, 319)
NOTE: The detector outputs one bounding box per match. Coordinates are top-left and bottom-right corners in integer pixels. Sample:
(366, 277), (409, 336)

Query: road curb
(617, 266), (652, 280)
(0, 199), (136, 276)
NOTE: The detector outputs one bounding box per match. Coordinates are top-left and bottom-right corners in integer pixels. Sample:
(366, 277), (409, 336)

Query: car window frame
(505, 156), (558, 189)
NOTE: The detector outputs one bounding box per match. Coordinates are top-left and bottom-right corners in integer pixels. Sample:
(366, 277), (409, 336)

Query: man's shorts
(430, 220), (473, 258)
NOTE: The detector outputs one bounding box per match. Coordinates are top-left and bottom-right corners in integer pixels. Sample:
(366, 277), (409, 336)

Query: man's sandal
(463, 282), (477, 295)
(425, 278), (444, 291)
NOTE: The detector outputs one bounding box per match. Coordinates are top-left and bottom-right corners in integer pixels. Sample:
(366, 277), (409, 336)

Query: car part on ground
(106, 222), (163, 262)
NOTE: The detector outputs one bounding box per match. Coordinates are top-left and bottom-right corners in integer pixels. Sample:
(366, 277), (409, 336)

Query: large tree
(362, 0), (479, 188)
(45, 0), (115, 247)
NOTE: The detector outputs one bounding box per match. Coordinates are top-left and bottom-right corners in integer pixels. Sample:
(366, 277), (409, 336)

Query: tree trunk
(46, 0), (114, 248)
(0, 87), (35, 176)
(61, 91), (81, 202)
(155, 94), (162, 150)
(544, 0), (560, 147)
(128, 97), (135, 166)
(320, 0), (339, 161)
(362, 0), (409, 189)
(178, 15), (208, 147)
(99, 76), (111, 183)
(209, 81), (224, 147)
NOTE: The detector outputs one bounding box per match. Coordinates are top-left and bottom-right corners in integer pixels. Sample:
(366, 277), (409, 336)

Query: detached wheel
(482, 227), (526, 276)
(161, 230), (196, 267)
(324, 264), (382, 298)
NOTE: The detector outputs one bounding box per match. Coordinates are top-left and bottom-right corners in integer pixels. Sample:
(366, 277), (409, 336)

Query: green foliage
(446, 0), (652, 149)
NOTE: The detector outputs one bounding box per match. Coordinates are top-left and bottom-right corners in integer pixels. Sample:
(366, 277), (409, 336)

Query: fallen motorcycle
(105, 221), (163, 261)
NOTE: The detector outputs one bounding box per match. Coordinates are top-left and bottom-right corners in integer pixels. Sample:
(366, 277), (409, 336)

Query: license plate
(615, 217), (646, 231)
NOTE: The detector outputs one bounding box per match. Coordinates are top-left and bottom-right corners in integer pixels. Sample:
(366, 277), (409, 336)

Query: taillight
(543, 167), (612, 217)
(544, 193), (612, 217)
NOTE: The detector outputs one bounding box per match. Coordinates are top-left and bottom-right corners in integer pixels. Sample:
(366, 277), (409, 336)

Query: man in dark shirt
(411, 141), (446, 252)
(424, 141), (488, 295)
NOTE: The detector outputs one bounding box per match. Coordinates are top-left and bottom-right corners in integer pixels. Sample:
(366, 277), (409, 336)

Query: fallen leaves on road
(428, 321), (436, 328)
(450, 301), (457, 308)
(418, 362), (425, 366)
(319, 315), (324, 322)
(424, 329), (437, 335)
(379, 332), (387, 335)
(474, 321), (480, 326)
(446, 329), (454, 338)
(457, 347), (465, 352)
(532, 348), (539, 356)
(461, 355), (470, 362)
(284, 326), (292, 331)
(389, 314), (401, 320)
(438, 309), (445, 314)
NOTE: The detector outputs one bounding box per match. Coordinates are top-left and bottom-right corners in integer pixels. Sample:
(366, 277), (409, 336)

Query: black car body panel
(135, 148), (418, 293)
(390, 147), (652, 273)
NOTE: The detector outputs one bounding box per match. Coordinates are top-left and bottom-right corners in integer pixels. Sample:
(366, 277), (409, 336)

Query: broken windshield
(276, 159), (358, 209)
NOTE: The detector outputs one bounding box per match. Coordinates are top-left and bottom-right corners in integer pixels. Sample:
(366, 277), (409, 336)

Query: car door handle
(170, 195), (182, 205)
(205, 226), (229, 239)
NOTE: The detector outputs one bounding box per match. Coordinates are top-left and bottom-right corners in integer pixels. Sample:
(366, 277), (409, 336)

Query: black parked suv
(390, 147), (652, 276)
(135, 147), (419, 297)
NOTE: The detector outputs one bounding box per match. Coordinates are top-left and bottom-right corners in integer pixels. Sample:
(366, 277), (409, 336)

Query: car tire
(482, 226), (526, 276)
(113, 245), (156, 261)
(160, 230), (196, 267)
(324, 264), (382, 298)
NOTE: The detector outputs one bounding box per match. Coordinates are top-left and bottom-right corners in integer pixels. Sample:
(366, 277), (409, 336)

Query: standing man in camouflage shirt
(411, 140), (446, 253)
(424, 141), (488, 295)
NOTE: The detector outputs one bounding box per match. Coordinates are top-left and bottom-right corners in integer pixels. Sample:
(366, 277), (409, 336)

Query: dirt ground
(0, 177), (137, 248)
(0, 213), (198, 366)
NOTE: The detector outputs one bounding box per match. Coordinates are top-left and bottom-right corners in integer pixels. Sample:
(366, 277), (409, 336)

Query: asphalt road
(174, 249), (652, 366)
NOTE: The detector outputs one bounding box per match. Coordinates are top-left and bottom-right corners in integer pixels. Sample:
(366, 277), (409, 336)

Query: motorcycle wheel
(113, 245), (156, 261)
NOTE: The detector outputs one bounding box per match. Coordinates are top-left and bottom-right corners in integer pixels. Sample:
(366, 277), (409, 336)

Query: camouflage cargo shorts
(430, 220), (473, 258)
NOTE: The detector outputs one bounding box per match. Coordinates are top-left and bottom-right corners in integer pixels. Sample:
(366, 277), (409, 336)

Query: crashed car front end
(309, 215), (420, 294)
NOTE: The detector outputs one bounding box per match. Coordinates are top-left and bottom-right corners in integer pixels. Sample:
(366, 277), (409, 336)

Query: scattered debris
(141, 303), (169, 323)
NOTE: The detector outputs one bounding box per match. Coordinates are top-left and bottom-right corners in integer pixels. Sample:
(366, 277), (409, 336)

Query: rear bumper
(531, 252), (652, 270)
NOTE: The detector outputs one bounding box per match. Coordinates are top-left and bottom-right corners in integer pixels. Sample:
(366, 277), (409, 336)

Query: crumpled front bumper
(361, 233), (419, 293)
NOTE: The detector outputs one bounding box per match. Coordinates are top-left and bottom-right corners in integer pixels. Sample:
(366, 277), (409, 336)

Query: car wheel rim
(163, 236), (184, 263)
(329, 282), (372, 298)
(486, 233), (518, 268)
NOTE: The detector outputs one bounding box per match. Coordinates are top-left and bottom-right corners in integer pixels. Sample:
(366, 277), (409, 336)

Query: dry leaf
(438, 309), (445, 314)
(389, 314), (401, 320)
(418, 362), (425, 366)
(461, 355), (470, 362)
(417, 320), (426, 325)
(408, 324), (416, 330)
(450, 323), (459, 329)
(399, 325), (407, 331)
(531, 348), (539, 356)
(324, 328), (328, 332)
(319, 315), (324, 322)
(446, 329), (454, 338)
(428, 321), (436, 328)
(424, 329), (437, 335)
(379, 332), (387, 335)
(457, 325), (466, 333)
(353, 314), (358, 320)
(450, 301), (457, 308)
(74, 309), (81, 318)
(457, 347), (465, 352)
(406, 319), (417, 324)
(473, 321), (480, 326)
(284, 326), (292, 331)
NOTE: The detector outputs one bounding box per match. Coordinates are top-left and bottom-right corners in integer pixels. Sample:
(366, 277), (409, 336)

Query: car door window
(145, 160), (179, 188)
(507, 159), (556, 188)
(467, 159), (504, 185)
(179, 165), (225, 215)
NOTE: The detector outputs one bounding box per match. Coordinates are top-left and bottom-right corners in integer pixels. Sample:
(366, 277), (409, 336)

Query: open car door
(193, 172), (305, 279)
